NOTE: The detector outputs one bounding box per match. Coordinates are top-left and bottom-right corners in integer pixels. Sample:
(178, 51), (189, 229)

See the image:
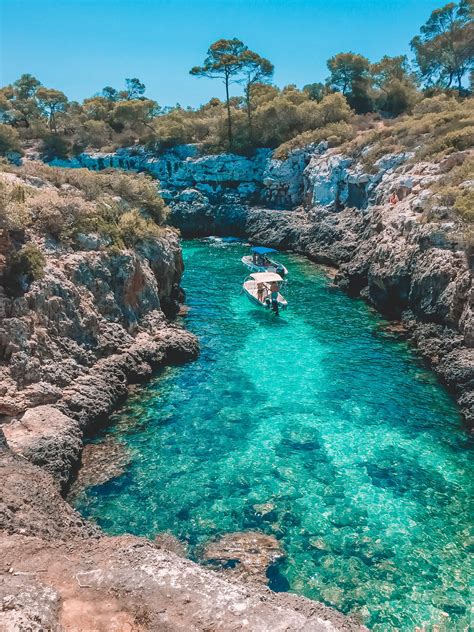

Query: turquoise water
(76, 240), (473, 630)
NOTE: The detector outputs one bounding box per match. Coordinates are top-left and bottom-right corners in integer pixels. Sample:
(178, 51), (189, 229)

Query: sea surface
(76, 239), (472, 630)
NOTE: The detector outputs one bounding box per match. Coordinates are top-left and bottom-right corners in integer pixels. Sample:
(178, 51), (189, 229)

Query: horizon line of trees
(0, 0), (472, 157)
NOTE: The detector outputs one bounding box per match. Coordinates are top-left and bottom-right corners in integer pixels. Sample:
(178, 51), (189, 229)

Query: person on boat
(257, 282), (265, 302)
(269, 280), (280, 313)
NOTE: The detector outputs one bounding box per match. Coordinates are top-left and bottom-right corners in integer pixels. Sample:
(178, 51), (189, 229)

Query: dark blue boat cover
(250, 246), (278, 255)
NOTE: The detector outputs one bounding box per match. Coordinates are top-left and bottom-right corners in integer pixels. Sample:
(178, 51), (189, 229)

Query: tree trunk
(225, 73), (233, 150)
(245, 82), (253, 144)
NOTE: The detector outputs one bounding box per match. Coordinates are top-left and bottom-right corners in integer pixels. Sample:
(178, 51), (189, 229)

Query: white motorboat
(242, 272), (288, 314)
(241, 246), (288, 276)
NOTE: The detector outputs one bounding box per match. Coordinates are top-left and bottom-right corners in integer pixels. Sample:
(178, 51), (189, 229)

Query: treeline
(0, 0), (472, 158)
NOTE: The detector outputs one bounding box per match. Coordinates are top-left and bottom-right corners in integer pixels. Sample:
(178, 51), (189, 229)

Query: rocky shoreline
(52, 143), (472, 430)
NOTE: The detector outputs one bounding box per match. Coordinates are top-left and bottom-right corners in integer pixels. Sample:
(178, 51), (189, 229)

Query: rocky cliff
(0, 166), (199, 490)
(248, 149), (473, 429)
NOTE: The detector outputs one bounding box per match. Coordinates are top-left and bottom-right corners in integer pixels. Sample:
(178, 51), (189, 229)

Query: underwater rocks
(201, 531), (285, 586)
(67, 435), (132, 501)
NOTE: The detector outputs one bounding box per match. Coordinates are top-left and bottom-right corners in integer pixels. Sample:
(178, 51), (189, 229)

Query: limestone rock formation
(2, 405), (82, 489)
(0, 165), (199, 490)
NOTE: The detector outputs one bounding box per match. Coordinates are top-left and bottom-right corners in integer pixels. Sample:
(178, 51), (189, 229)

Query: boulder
(2, 405), (82, 489)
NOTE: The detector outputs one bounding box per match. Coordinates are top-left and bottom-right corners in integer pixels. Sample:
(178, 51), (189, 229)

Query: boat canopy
(250, 246), (278, 255)
(249, 272), (283, 282)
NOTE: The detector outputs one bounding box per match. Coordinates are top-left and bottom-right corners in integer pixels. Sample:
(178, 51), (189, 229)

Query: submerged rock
(153, 532), (188, 558)
(201, 531), (285, 586)
(67, 435), (132, 501)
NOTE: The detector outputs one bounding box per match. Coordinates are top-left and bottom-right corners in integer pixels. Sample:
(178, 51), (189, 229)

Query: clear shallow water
(76, 239), (472, 630)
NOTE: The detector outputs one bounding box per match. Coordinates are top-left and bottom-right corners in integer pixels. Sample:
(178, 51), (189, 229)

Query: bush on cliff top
(0, 161), (168, 248)
(432, 157), (474, 223)
(345, 95), (473, 168)
(0, 124), (22, 156)
(273, 121), (355, 159)
(15, 163), (168, 224)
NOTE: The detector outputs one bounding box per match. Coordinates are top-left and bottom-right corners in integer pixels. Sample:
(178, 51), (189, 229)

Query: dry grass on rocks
(0, 161), (168, 248)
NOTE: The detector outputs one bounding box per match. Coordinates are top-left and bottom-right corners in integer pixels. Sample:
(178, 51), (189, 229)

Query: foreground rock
(0, 533), (363, 632)
(2, 405), (82, 489)
(0, 439), (364, 631)
(201, 531), (285, 586)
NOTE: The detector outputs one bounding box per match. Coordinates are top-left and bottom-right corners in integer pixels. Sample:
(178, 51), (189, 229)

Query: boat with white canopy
(242, 272), (288, 314)
(241, 246), (288, 276)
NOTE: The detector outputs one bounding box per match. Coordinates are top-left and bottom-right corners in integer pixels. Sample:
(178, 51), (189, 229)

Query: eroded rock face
(0, 444), (99, 540)
(51, 143), (324, 219)
(0, 173), (199, 486)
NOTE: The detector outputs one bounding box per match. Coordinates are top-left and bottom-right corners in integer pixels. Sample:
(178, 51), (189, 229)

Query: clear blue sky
(1, 0), (442, 107)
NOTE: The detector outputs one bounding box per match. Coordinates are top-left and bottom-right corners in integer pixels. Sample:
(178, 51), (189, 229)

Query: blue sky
(1, 0), (442, 107)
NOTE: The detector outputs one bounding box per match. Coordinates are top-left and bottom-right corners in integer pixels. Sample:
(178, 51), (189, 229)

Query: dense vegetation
(0, 1), (472, 159)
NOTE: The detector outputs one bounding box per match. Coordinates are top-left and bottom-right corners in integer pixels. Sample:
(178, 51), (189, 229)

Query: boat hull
(243, 282), (288, 312)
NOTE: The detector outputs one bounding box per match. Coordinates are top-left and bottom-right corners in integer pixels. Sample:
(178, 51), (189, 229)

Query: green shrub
(454, 190), (474, 222)
(40, 133), (71, 160)
(118, 209), (161, 245)
(0, 180), (32, 230)
(0, 161), (169, 250)
(0, 124), (21, 155)
(5, 242), (45, 295)
(432, 158), (474, 223)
